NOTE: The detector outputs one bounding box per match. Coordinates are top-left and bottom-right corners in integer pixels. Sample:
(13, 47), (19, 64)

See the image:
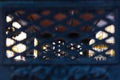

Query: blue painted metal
(0, 0), (120, 80)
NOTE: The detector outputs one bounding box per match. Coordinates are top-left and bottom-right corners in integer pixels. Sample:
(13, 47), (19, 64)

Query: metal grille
(4, 7), (118, 64)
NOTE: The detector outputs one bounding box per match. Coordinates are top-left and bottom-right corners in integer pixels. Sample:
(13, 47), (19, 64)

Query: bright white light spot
(6, 38), (15, 47)
(58, 49), (61, 52)
(52, 42), (56, 45)
(79, 52), (83, 55)
(12, 22), (21, 29)
(6, 50), (14, 58)
(57, 53), (61, 57)
(6, 15), (13, 23)
(14, 56), (25, 61)
(89, 39), (95, 45)
(12, 43), (27, 53)
(77, 45), (81, 48)
(105, 25), (115, 34)
(96, 31), (108, 40)
(34, 49), (38, 58)
(105, 37), (115, 44)
(34, 38), (38, 47)
(12, 32), (27, 41)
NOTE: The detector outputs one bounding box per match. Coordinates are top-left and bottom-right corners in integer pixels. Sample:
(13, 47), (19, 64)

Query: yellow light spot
(105, 37), (115, 44)
(12, 44), (27, 53)
(88, 50), (94, 57)
(34, 49), (38, 58)
(96, 31), (108, 40)
(34, 38), (38, 47)
(89, 39), (95, 45)
(105, 25), (115, 34)
(93, 44), (108, 52)
(43, 46), (47, 50)
(106, 49), (115, 57)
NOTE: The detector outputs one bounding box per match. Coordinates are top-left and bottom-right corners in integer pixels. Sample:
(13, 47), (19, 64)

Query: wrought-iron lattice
(4, 7), (118, 64)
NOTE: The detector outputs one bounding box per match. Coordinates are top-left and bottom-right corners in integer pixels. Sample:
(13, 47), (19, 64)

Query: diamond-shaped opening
(33, 49), (39, 58)
(12, 32), (27, 41)
(80, 51), (88, 56)
(18, 20), (27, 26)
(28, 13), (40, 21)
(81, 26), (93, 32)
(88, 50), (95, 57)
(80, 13), (94, 21)
(54, 13), (66, 21)
(92, 44), (108, 52)
(42, 10), (51, 15)
(79, 50), (94, 57)
(12, 43), (27, 53)
(81, 38), (91, 45)
(26, 26), (40, 33)
(89, 39), (95, 45)
(6, 38), (15, 47)
(96, 31), (108, 40)
(55, 25), (67, 32)
(15, 10), (25, 16)
(14, 56), (26, 61)
(6, 15), (13, 23)
(40, 32), (53, 38)
(42, 56), (51, 60)
(105, 25), (115, 34)
(69, 56), (77, 60)
(105, 49), (115, 57)
(26, 49), (39, 59)
(106, 13), (115, 21)
(67, 19), (80, 27)
(6, 50), (14, 58)
(40, 19), (53, 27)
(41, 44), (52, 52)
(67, 43), (79, 51)
(94, 55), (106, 61)
(6, 27), (15, 34)
(12, 21), (22, 29)
(53, 39), (65, 46)
(96, 10), (105, 14)
(68, 32), (80, 38)
(96, 20), (107, 27)
(105, 37), (115, 44)
(69, 10), (78, 15)
(54, 50), (67, 57)
(34, 38), (39, 47)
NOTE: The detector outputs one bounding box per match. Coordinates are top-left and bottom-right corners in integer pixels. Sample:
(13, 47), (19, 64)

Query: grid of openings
(5, 8), (116, 63)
